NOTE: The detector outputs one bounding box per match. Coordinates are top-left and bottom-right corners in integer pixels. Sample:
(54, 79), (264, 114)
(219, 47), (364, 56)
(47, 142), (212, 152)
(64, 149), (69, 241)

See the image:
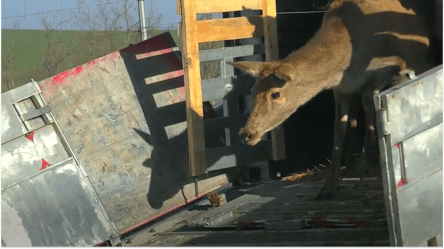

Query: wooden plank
(197, 16), (264, 43)
(195, 0), (262, 14)
(263, 0), (286, 161)
(199, 44), (265, 62)
(262, 0), (279, 61)
(180, 0), (207, 176)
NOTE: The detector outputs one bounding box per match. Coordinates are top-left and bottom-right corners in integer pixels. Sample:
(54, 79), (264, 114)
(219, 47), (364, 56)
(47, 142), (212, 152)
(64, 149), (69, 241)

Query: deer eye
(271, 92), (280, 100)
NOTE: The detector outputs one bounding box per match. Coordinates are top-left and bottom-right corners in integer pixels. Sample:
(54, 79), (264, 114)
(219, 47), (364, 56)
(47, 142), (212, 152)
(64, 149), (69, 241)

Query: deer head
(228, 60), (312, 146)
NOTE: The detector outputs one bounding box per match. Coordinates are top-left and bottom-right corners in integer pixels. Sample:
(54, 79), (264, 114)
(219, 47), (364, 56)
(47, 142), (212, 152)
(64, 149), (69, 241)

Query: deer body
(229, 0), (433, 196)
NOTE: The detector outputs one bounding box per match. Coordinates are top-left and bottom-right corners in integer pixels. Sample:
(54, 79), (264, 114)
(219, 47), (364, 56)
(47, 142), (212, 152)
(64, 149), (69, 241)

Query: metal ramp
(132, 178), (390, 246)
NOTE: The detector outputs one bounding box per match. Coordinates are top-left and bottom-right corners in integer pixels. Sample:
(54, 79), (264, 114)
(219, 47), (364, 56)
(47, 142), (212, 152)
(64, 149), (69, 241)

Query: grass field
(1, 29), (180, 92)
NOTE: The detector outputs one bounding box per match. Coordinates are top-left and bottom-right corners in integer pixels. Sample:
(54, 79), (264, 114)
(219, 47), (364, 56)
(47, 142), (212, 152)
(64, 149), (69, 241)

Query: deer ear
(274, 63), (295, 82)
(226, 61), (267, 77)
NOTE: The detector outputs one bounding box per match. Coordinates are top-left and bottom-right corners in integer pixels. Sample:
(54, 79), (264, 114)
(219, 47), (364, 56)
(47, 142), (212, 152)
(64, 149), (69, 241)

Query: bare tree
(2, 19), (20, 92)
(70, 0), (163, 64)
(40, 12), (75, 77)
(143, 0), (164, 39)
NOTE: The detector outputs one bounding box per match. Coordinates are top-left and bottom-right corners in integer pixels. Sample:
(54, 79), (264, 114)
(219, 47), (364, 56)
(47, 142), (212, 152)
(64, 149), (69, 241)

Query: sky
(1, 0), (181, 30)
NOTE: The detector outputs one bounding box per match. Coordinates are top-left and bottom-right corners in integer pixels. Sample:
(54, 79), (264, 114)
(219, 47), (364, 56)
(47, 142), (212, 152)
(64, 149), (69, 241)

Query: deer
(228, 0), (435, 198)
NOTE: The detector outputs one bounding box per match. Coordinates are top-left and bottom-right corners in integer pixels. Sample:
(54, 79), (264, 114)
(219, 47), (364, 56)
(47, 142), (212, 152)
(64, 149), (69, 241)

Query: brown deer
(228, 0), (435, 197)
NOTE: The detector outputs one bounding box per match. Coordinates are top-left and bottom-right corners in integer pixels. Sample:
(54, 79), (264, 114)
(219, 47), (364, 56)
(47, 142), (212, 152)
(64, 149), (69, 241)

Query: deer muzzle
(240, 132), (252, 144)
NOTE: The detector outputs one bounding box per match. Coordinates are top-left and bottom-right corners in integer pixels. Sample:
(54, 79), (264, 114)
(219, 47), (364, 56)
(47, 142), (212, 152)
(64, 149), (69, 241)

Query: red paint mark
(40, 159), (50, 171)
(52, 70), (71, 85)
(25, 131), (35, 142)
(51, 66), (83, 85)
(73, 65), (83, 75)
(86, 57), (106, 66)
(397, 178), (404, 187)
(395, 143), (399, 148)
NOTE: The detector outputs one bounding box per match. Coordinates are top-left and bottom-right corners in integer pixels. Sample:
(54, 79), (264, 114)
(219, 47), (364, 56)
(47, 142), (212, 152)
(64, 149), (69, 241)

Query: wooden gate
(177, 0), (286, 176)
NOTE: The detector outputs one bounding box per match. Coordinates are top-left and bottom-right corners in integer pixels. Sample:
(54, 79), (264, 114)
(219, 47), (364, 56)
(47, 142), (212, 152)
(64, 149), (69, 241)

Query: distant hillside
(1, 29), (180, 93)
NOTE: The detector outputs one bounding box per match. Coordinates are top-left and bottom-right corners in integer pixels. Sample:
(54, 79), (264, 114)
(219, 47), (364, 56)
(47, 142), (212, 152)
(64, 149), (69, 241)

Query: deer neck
(283, 28), (352, 109)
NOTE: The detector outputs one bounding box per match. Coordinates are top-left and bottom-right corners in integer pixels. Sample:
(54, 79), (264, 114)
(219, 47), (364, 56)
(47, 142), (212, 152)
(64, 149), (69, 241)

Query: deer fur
(228, 0), (434, 197)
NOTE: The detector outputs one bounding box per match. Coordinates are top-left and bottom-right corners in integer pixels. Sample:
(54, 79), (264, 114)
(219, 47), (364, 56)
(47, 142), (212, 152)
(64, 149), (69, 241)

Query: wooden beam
(197, 16), (264, 43)
(180, 0), (207, 176)
(195, 0), (262, 14)
(262, 0), (279, 61)
(262, 0), (286, 160)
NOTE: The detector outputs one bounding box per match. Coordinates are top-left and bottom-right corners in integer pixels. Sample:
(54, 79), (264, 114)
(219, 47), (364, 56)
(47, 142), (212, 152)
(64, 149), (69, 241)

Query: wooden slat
(199, 44), (265, 62)
(263, 0), (286, 161)
(262, 0), (279, 61)
(180, 0), (207, 176)
(197, 16), (264, 43)
(195, 0), (262, 14)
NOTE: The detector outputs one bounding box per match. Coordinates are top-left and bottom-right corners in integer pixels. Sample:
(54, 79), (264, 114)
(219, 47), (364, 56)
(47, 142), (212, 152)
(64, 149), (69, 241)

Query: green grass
(1, 29), (180, 93)
(2, 29), (180, 71)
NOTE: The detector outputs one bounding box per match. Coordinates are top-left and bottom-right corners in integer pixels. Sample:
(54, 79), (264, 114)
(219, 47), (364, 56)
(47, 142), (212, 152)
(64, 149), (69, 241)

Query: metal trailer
(1, 28), (442, 248)
(123, 65), (443, 247)
(374, 65), (443, 246)
(1, 31), (273, 246)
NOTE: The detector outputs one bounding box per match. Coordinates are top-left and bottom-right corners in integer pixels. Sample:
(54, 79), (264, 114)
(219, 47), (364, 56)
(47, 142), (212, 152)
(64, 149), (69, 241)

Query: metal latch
(22, 106), (51, 121)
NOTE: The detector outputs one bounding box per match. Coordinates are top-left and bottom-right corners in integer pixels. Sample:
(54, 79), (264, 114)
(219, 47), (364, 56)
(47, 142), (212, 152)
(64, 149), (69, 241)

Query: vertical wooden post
(262, 0), (286, 160)
(179, 0), (207, 176)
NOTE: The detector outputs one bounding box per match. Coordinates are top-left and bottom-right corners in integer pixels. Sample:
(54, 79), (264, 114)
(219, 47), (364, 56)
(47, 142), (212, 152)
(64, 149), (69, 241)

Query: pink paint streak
(397, 178), (404, 187)
(51, 66), (84, 85)
(40, 159), (50, 171)
(87, 57), (106, 66)
(26, 131), (35, 142)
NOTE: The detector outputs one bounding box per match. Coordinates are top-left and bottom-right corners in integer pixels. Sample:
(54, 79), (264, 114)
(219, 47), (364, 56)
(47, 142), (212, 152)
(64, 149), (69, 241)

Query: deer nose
(240, 132), (252, 144)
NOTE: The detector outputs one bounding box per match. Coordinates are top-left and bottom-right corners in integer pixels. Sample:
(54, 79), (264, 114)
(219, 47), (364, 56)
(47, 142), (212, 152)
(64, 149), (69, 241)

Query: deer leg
(343, 95), (364, 169)
(317, 90), (352, 199)
(362, 89), (380, 168)
(361, 67), (414, 168)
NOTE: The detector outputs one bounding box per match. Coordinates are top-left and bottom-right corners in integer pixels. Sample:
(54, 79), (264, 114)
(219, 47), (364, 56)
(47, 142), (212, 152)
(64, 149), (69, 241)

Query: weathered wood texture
(179, 0), (207, 176)
(38, 33), (236, 235)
